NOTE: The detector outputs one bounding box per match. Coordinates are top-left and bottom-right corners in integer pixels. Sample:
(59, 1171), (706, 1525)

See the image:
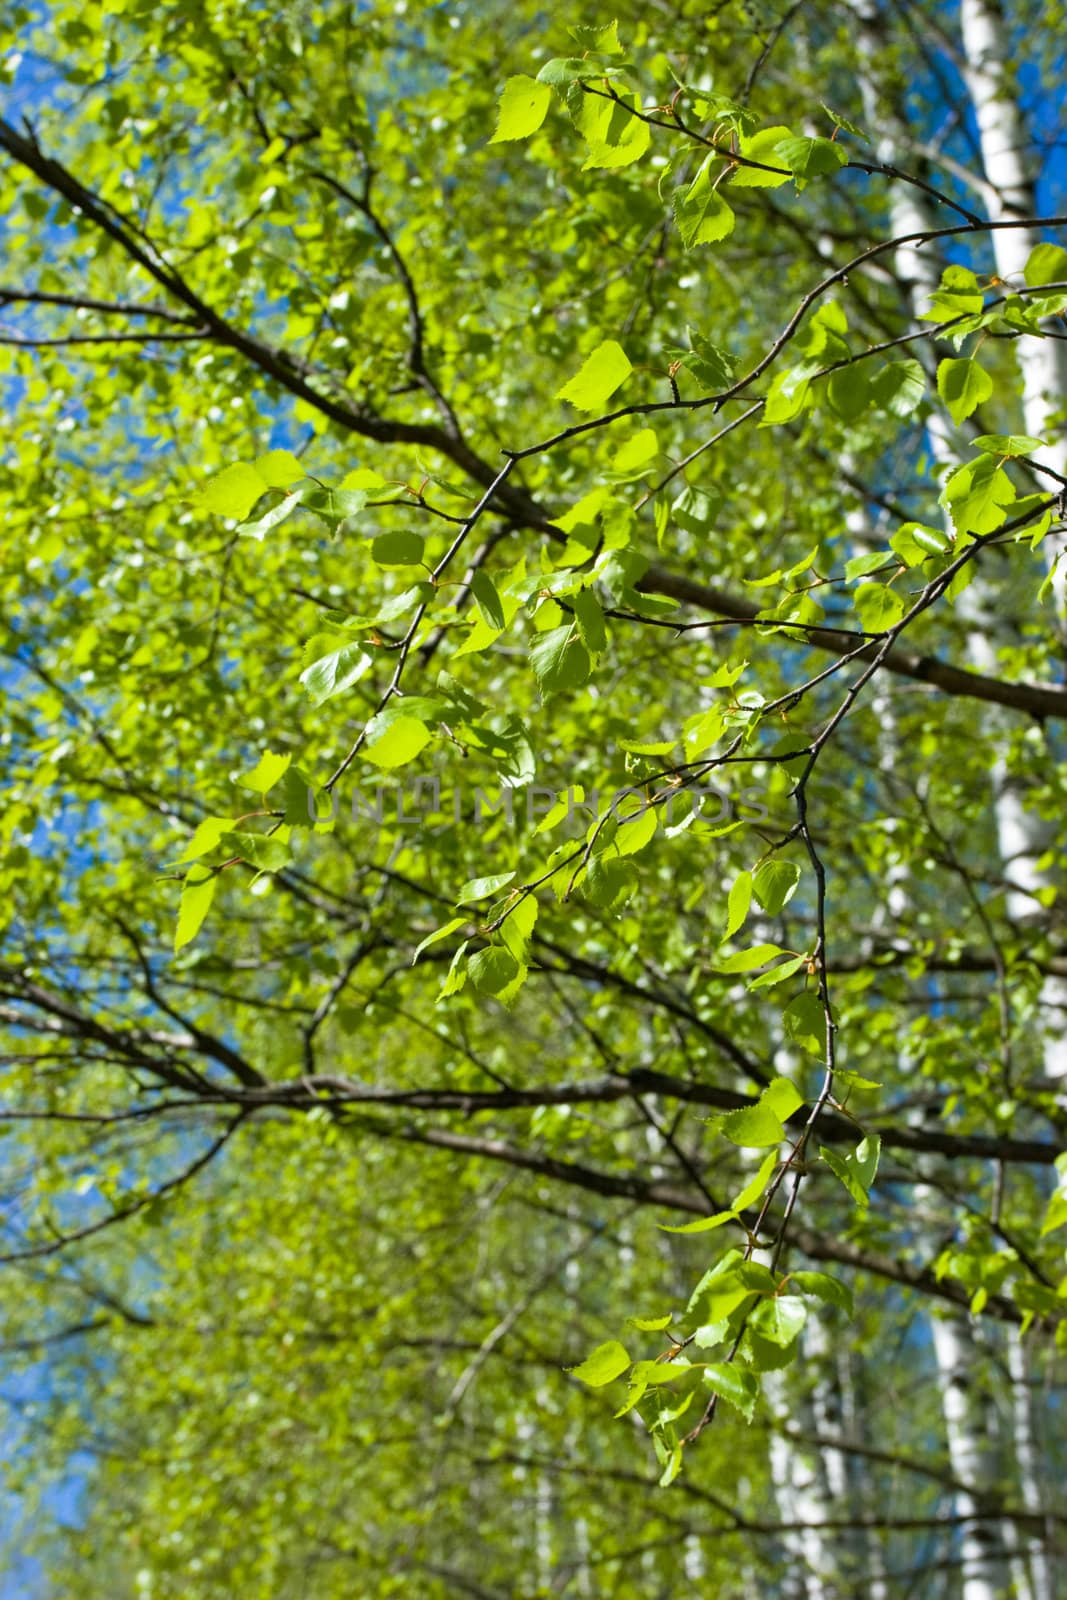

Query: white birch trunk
(946, 23), (1066, 1578)
(1007, 1334), (1054, 1600)
(847, 18), (1017, 1597)
(959, 0), (1067, 567)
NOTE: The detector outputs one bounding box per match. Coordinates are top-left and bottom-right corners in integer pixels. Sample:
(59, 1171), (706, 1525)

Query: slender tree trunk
(848, 17), (1024, 1598)
(959, 0), (1067, 575)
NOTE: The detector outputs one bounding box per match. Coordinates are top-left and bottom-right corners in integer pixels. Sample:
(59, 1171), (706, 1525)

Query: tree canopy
(1, 0), (1066, 1595)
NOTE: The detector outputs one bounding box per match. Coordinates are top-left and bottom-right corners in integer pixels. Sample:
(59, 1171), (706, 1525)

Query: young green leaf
(723, 870), (753, 941)
(371, 531), (425, 566)
(467, 946), (521, 995)
(729, 125), (792, 188)
(568, 1340), (631, 1387)
(853, 582), (905, 633)
(773, 134), (848, 185)
(362, 713), (433, 769)
(530, 625), (591, 696)
(469, 569), (506, 630)
(782, 992), (825, 1056)
(937, 357), (993, 425)
(556, 340), (633, 411)
(674, 158), (735, 247)
(702, 1362), (759, 1421)
(455, 872), (517, 906)
(571, 588), (607, 654)
(822, 1135), (881, 1207)
(237, 751), (292, 795)
(489, 75), (552, 143)
(175, 865), (218, 952)
(789, 1271), (854, 1316)
(715, 943), (786, 974)
(752, 859), (800, 916)
(299, 642), (374, 708)
(1024, 241), (1067, 288)
(194, 463), (270, 521)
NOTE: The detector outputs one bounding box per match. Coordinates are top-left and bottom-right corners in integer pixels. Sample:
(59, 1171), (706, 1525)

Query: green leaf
(702, 1362), (759, 1421)
(729, 125), (793, 188)
(583, 856), (639, 909)
(853, 582), (905, 633)
(217, 831), (290, 872)
(303, 485), (375, 525)
(571, 589), (607, 654)
(869, 360), (925, 418)
(489, 75), (552, 143)
(752, 859), (800, 916)
(299, 642), (374, 708)
(747, 954), (807, 990)
(556, 340), (632, 411)
(412, 917), (468, 964)
(253, 449), (305, 488)
(658, 1444), (683, 1488)
(530, 625), (591, 696)
(717, 1079), (802, 1151)
(437, 942), (471, 1000)
(674, 158), (736, 247)
(659, 1211), (737, 1234)
(790, 1271), (854, 1316)
(730, 1150), (778, 1213)
(937, 357), (993, 425)
(743, 1330), (801, 1373)
(280, 767), (323, 828)
(845, 551), (891, 581)
(236, 488), (307, 541)
(971, 433), (1047, 458)
(1024, 242), (1067, 288)
(237, 750), (292, 795)
(890, 522), (950, 566)
(582, 91), (651, 170)
(176, 817), (233, 864)
(467, 946), (521, 995)
(568, 1340), (631, 1387)
(455, 872), (516, 906)
(672, 485), (721, 535)
(500, 894), (538, 962)
(614, 804), (658, 857)
(827, 365), (871, 421)
(719, 1103), (783, 1149)
(723, 870), (753, 940)
(820, 103), (867, 139)
(782, 992), (824, 1056)
(625, 1314), (674, 1332)
(470, 569), (506, 630)
(362, 713), (433, 769)
(371, 531), (425, 566)
(921, 265), (984, 321)
(763, 1076), (804, 1121)
(671, 329), (736, 389)
(568, 19), (624, 53)
(773, 134), (848, 185)
(822, 1135), (881, 1207)
(610, 428), (659, 475)
(761, 367), (812, 424)
(194, 463), (269, 521)
(750, 1295), (808, 1347)
(716, 943), (786, 973)
(941, 455), (1016, 535)
(1040, 1187), (1067, 1237)
(175, 865), (218, 951)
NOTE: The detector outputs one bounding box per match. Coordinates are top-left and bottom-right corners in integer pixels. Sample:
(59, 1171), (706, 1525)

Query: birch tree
(0, 0), (1066, 1594)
